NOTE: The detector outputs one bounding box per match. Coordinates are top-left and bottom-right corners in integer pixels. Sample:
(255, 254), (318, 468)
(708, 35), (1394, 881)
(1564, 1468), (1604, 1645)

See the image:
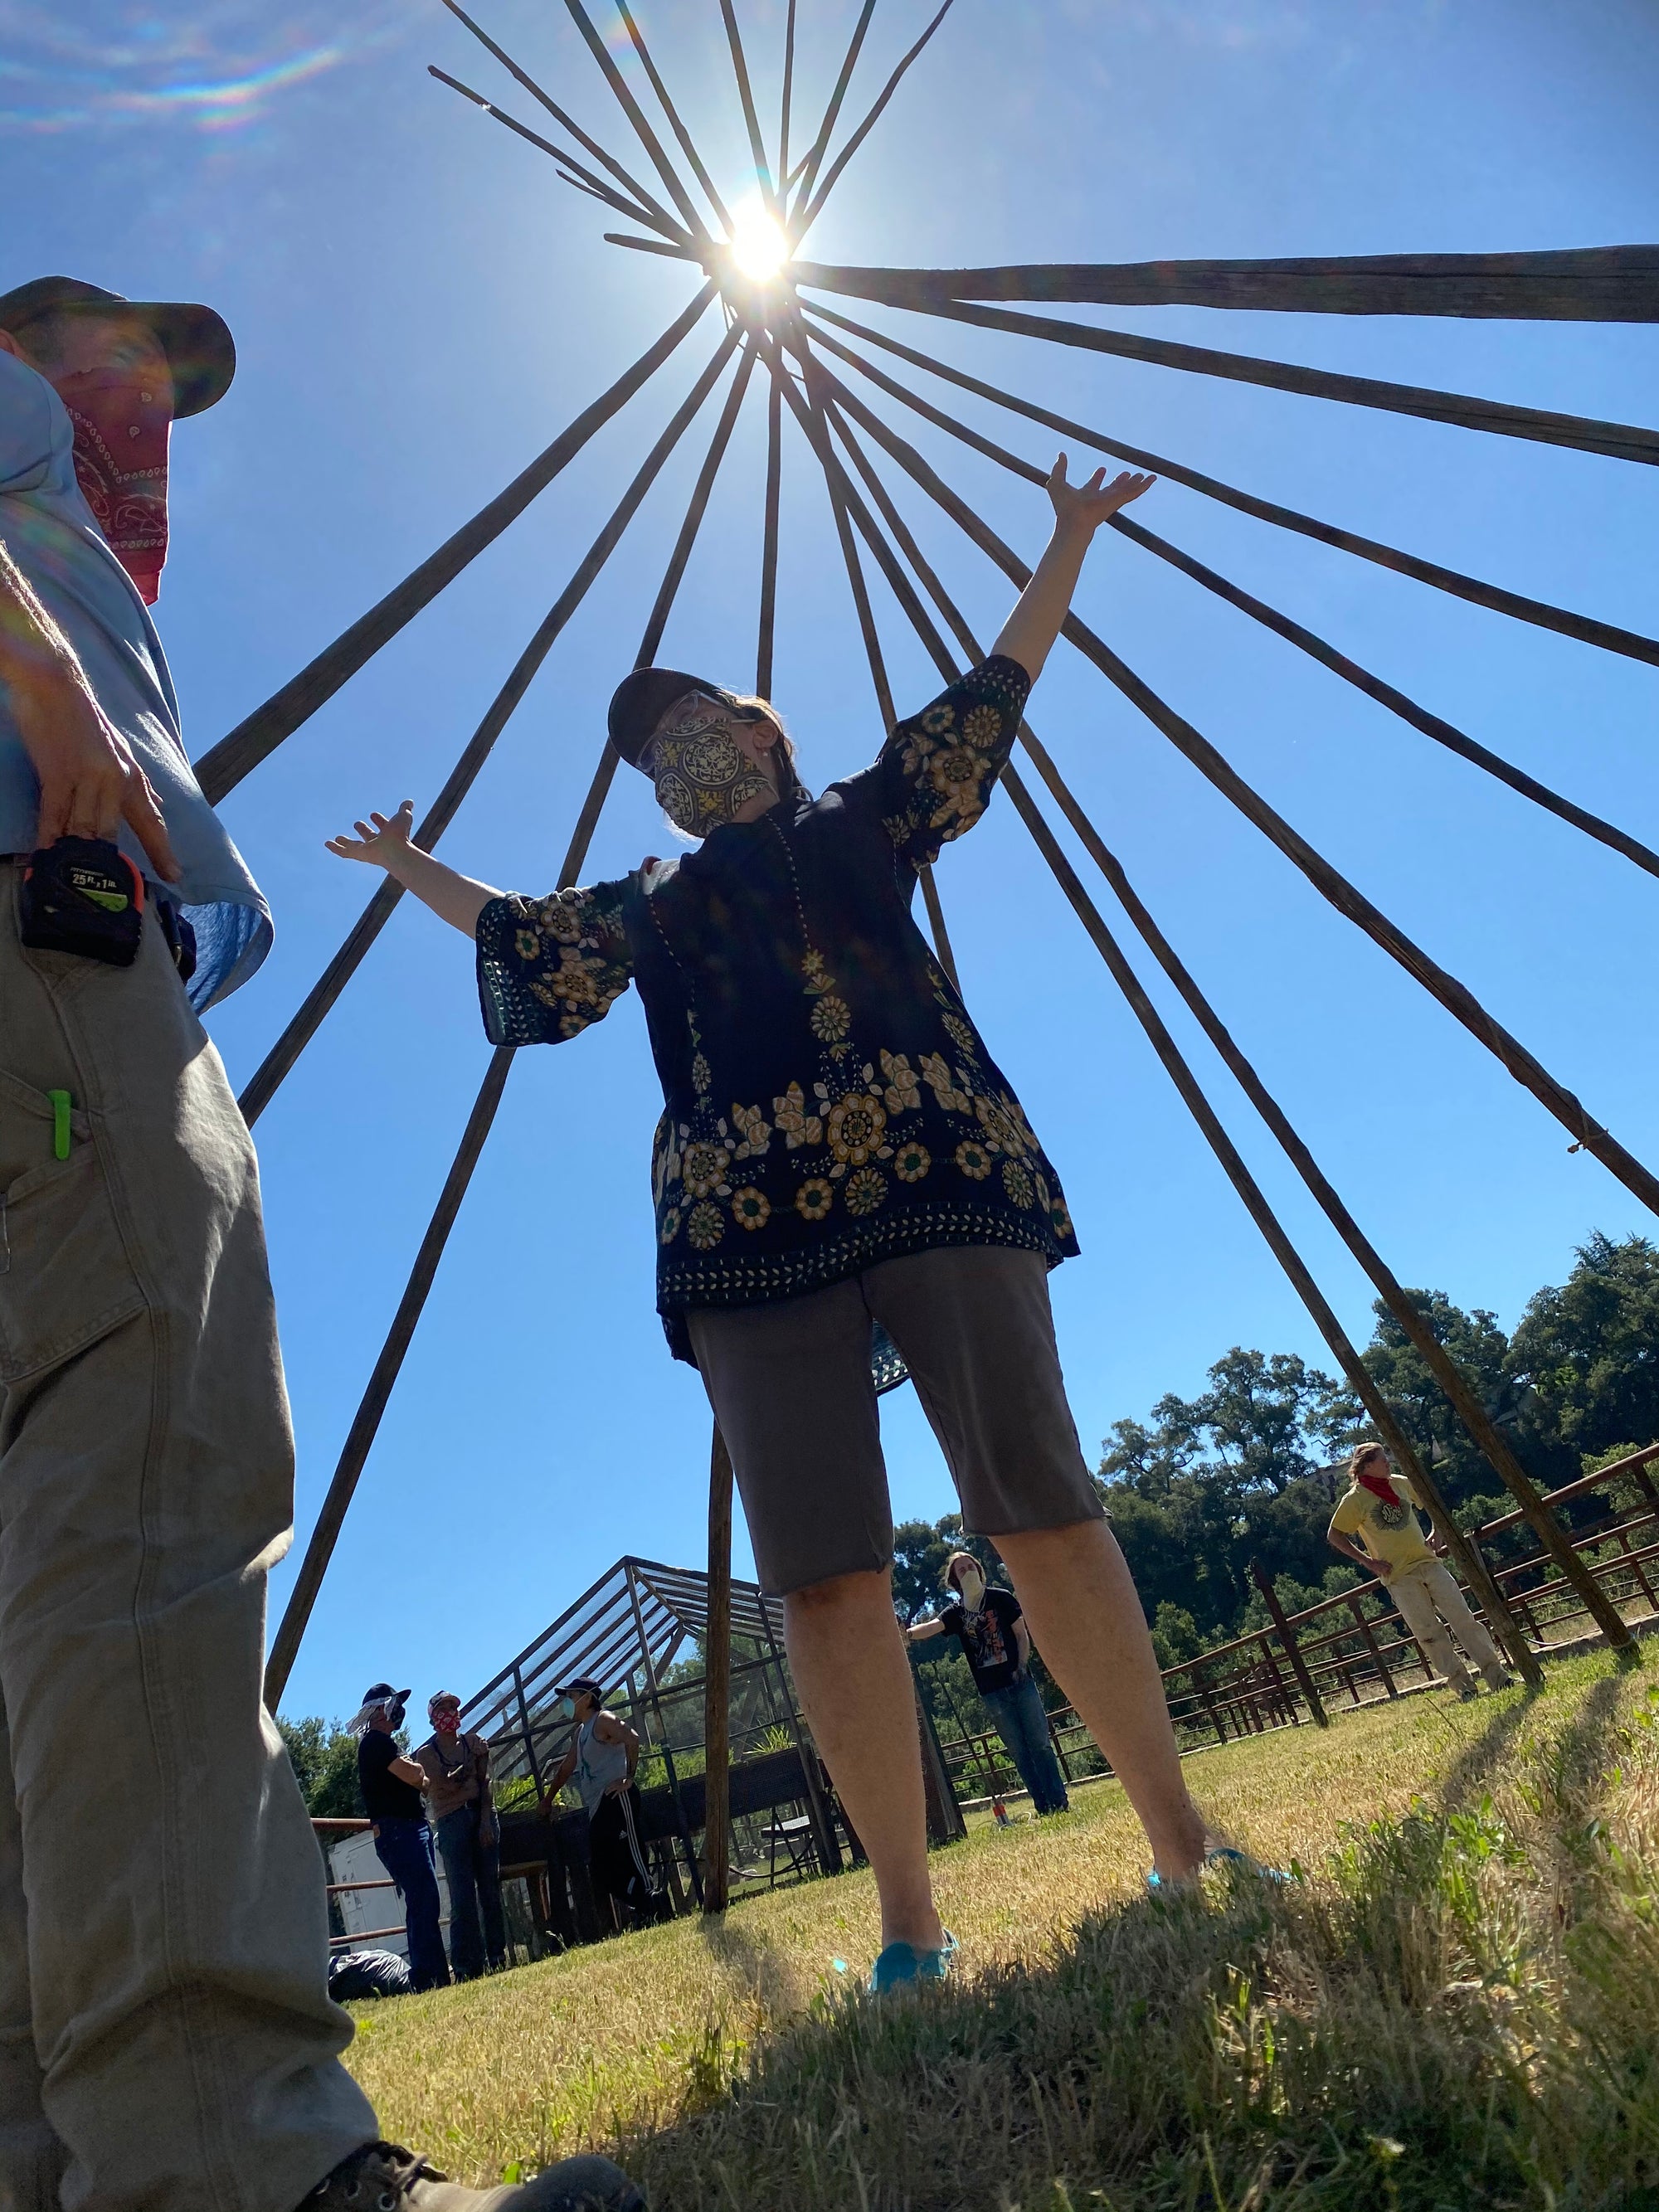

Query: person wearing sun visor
(328, 452), (1219, 1991)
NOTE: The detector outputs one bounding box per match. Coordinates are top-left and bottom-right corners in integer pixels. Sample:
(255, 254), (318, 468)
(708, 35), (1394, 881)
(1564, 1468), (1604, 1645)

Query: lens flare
(729, 199), (790, 283)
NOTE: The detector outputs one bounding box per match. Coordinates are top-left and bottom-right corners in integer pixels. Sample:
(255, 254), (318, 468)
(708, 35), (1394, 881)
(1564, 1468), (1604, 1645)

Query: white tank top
(575, 1715), (629, 1814)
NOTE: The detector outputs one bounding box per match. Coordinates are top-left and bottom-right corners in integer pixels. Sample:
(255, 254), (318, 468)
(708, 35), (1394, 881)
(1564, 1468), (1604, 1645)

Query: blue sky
(8, 0), (1657, 1724)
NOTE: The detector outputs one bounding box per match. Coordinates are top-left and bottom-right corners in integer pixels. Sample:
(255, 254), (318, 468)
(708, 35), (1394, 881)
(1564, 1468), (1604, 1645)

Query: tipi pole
(559, 0), (712, 242)
(612, 1), (734, 236)
(237, 330), (748, 1128)
(791, 2), (957, 244)
(264, 1046), (515, 1709)
(718, 0), (781, 216)
(197, 283), (716, 802)
(797, 368), (1549, 1672)
(801, 302), (1659, 669)
(428, 67), (685, 236)
(786, 0), (875, 221)
(810, 363), (1659, 1223)
(703, 1425), (734, 1913)
(439, 0), (691, 241)
(262, 343), (762, 1704)
(790, 245), (1659, 321)
(793, 280), (1659, 465)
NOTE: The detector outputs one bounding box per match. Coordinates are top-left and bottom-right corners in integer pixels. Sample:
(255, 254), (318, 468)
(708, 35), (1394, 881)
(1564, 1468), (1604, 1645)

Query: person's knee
(784, 1563), (893, 1618)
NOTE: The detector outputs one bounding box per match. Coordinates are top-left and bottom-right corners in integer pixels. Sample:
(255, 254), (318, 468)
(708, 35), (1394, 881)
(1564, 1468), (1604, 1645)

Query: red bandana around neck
(1355, 1461), (1399, 1506)
(56, 367), (172, 605)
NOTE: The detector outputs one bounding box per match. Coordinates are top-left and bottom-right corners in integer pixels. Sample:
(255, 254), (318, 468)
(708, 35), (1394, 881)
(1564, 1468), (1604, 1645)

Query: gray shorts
(687, 1245), (1102, 1595)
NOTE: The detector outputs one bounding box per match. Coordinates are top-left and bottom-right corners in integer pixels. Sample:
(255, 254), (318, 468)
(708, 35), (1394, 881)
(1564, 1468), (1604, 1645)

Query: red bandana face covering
(1355, 1461), (1398, 1505)
(434, 1709), (461, 1735)
(56, 367), (172, 605)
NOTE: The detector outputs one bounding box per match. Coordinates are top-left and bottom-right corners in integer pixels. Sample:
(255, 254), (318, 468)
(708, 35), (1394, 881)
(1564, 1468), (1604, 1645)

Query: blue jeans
(435, 1805), (507, 1980)
(372, 1817), (449, 1991)
(982, 1675), (1070, 1814)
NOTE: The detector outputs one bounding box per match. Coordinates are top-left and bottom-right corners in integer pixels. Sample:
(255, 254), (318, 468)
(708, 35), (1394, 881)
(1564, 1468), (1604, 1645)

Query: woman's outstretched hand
(324, 797), (502, 938)
(1046, 454), (1155, 535)
(326, 798), (416, 867)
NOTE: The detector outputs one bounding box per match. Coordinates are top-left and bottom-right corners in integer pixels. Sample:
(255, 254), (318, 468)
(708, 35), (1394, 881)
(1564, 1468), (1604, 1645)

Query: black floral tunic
(476, 654), (1079, 1364)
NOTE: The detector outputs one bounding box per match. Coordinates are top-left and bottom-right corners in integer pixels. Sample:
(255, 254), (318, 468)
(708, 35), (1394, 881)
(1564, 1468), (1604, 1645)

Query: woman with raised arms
(330, 458), (1224, 1987)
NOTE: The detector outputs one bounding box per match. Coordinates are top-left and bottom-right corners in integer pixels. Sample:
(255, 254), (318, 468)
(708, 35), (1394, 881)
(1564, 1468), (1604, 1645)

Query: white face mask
(956, 1565), (986, 1612)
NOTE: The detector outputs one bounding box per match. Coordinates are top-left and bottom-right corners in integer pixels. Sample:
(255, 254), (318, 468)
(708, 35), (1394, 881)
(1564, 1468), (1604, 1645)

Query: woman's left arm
(991, 457), (1155, 683)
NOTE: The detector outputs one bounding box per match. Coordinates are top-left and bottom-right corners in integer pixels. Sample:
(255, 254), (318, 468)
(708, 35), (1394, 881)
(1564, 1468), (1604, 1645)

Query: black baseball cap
(553, 1676), (606, 1703)
(607, 667), (748, 768)
(0, 275), (235, 417)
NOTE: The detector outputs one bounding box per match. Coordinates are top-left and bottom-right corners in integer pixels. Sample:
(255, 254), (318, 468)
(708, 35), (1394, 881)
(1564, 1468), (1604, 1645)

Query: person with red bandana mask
(0, 280), (643, 2212)
(414, 1692), (508, 1981)
(1328, 1441), (1513, 1699)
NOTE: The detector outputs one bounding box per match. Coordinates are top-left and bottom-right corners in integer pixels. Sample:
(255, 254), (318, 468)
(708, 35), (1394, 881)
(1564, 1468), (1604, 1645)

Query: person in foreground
(330, 455), (1218, 1990)
(909, 1550), (1070, 1815)
(539, 1681), (669, 1932)
(1328, 1441), (1512, 1699)
(0, 273), (640, 2212)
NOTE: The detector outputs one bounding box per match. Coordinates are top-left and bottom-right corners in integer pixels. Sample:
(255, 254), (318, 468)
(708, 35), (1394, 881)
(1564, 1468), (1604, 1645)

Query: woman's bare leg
(995, 1518), (1207, 1880)
(781, 1567), (944, 1953)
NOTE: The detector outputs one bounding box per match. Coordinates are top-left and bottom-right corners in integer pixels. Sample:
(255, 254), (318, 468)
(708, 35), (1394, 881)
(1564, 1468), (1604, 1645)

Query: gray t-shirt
(0, 349), (270, 1008)
(573, 1714), (629, 1815)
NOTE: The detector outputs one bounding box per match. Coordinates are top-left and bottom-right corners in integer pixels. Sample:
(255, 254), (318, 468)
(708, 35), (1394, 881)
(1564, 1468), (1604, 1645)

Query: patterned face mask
(433, 1708), (461, 1734)
(56, 365), (172, 605)
(645, 693), (774, 837)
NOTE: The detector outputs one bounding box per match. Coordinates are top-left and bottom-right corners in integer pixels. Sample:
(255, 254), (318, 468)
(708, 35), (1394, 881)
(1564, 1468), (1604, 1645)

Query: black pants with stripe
(589, 1787), (669, 1929)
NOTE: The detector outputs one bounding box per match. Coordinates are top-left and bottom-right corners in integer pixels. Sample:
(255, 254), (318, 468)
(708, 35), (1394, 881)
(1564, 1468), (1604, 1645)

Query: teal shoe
(1148, 1845), (1287, 1891)
(869, 1931), (958, 1993)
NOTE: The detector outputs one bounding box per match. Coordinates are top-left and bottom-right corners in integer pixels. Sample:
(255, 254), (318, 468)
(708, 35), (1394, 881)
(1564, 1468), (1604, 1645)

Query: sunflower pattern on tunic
(474, 656), (1079, 1364)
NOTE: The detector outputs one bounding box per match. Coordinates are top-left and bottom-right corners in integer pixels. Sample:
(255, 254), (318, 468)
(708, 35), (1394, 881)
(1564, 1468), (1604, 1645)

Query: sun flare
(728, 199), (790, 282)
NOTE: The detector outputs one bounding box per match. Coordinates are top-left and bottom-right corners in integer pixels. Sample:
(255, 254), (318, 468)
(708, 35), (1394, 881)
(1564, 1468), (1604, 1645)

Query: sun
(728, 197), (790, 284)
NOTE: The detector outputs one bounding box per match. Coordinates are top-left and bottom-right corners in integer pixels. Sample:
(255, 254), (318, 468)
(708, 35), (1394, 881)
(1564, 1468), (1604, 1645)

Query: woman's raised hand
(326, 799), (416, 868)
(1045, 454), (1155, 534)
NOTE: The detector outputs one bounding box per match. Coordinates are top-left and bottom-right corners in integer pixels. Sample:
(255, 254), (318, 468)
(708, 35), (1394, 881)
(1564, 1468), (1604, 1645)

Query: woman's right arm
(326, 799), (499, 935)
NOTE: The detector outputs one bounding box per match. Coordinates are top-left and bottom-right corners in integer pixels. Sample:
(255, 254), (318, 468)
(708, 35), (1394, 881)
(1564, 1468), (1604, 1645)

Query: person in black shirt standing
(910, 1552), (1069, 1814)
(349, 1684), (447, 1993)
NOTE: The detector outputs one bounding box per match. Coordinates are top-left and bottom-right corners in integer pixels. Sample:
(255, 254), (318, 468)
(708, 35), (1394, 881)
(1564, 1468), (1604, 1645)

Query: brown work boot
(300, 2142), (645, 2212)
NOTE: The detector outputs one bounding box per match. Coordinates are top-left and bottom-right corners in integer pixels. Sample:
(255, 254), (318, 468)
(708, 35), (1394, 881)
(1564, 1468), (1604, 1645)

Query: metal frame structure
(239, 7), (1659, 1884)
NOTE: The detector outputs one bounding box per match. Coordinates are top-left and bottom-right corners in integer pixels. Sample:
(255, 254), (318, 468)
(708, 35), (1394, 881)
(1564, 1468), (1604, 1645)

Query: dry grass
(343, 1650), (1659, 2208)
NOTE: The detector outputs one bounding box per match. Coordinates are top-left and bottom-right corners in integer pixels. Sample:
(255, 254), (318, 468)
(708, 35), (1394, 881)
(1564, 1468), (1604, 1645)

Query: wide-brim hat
(607, 666), (747, 768)
(0, 275), (235, 417)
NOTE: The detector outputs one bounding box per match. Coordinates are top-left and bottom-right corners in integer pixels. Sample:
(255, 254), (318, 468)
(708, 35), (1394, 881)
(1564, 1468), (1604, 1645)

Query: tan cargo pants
(1388, 1558), (1510, 1692)
(0, 864), (376, 2211)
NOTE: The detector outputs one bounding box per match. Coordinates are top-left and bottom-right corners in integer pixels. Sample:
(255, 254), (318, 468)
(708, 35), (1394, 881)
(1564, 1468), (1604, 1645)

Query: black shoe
(301, 2142), (645, 2212)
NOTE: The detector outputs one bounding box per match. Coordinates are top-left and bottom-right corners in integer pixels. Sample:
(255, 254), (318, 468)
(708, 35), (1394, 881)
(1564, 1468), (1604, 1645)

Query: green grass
(344, 1650), (1659, 2209)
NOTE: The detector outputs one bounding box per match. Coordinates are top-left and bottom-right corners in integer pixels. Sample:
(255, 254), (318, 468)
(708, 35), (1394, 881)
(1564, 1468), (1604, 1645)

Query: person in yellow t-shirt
(1327, 1443), (1511, 1699)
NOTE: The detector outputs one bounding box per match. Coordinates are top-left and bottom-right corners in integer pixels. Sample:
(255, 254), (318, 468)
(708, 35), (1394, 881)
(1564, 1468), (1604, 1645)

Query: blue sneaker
(868, 1931), (958, 1993)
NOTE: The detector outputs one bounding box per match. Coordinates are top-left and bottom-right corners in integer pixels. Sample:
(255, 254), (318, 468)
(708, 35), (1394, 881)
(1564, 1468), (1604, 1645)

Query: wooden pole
(237, 333), (752, 1129)
(612, 0), (733, 236)
(792, 278), (1659, 466)
(427, 66), (684, 238)
(439, 0), (691, 242)
(805, 375), (1547, 1678)
(703, 1424), (734, 1913)
(625, 1563), (703, 1908)
(1249, 1563), (1329, 1727)
(264, 1048), (514, 1708)
(786, 0), (874, 222)
(718, 0), (780, 217)
(789, 245), (1659, 321)
(196, 283), (715, 801)
(801, 301), (1659, 671)
(791, 2), (957, 244)
(776, 0), (796, 189)
(756, 375), (781, 695)
(812, 362), (1659, 1233)
(559, 0), (712, 242)
(1110, 511), (1659, 882)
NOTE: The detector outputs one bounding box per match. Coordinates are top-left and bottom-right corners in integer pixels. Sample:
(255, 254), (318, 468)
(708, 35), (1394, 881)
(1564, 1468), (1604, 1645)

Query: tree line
(900, 1231), (1659, 1681)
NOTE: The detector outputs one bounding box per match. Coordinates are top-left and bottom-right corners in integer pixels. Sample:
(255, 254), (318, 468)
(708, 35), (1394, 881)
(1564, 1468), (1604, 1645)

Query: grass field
(343, 1650), (1659, 2210)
